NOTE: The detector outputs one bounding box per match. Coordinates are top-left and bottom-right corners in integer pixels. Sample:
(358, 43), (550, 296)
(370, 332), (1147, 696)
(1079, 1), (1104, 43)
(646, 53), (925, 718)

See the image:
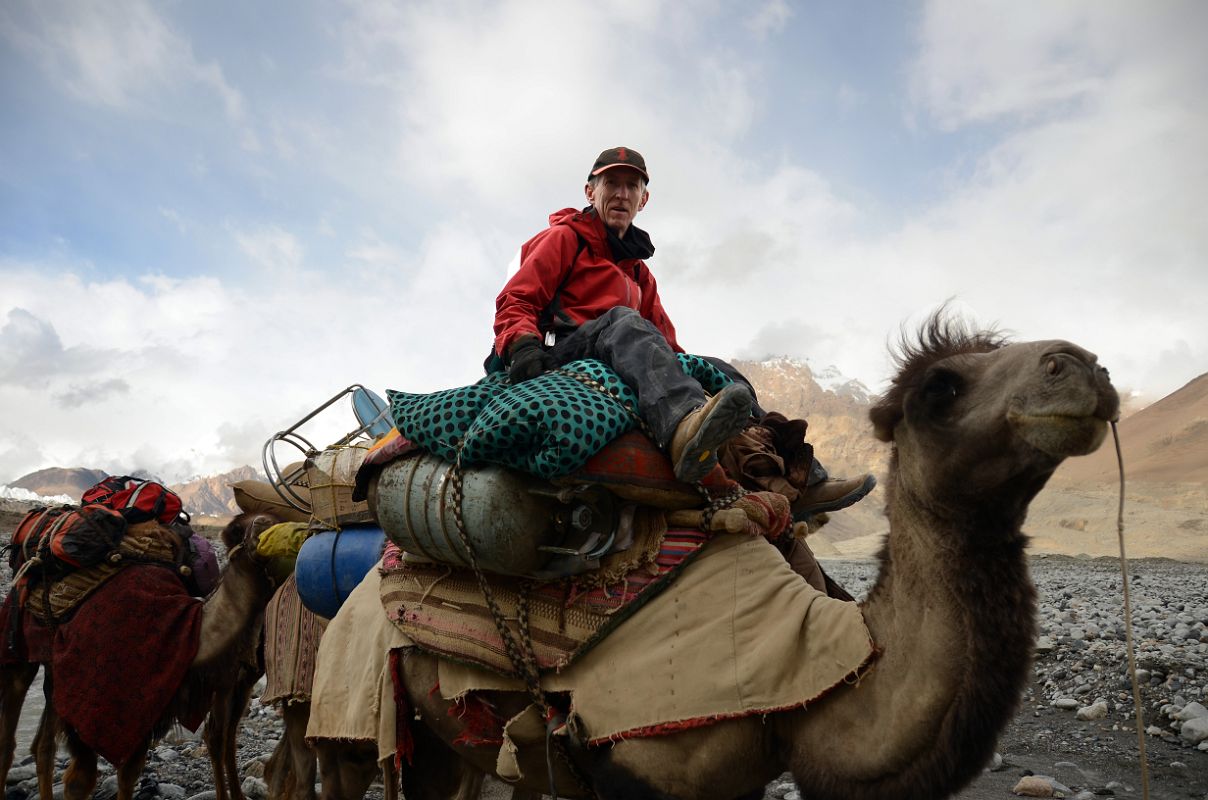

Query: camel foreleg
(33, 666), (60, 800)
(114, 745), (150, 800)
(265, 701), (316, 800)
(206, 662), (259, 800)
(315, 740), (380, 800)
(0, 662), (38, 786)
(60, 728), (99, 800)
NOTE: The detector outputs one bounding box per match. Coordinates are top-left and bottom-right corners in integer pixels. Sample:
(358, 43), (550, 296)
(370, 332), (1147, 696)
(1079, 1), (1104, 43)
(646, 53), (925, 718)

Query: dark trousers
(545, 308), (828, 482)
(546, 308), (724, 448)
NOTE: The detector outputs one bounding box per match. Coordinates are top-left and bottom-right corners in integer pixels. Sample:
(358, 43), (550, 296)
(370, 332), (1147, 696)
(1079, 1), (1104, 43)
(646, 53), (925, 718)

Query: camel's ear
(869, 401), (899, 442)
(220, 514), (249, 551)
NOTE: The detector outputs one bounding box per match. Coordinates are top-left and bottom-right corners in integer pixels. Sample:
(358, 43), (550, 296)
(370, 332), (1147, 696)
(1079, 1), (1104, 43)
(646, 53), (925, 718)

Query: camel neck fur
(778, 472), (1038, 800)
(192, 544), (274, 667)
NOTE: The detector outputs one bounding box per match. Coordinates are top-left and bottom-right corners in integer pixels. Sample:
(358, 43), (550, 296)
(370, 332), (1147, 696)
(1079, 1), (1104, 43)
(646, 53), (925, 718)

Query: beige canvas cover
(437, 533), (876, 744)
(305, 560), (409, 766)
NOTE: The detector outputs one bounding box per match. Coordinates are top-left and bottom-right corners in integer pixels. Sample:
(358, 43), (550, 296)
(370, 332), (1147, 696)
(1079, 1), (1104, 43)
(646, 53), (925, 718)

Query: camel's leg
(283, 703), (316, 800)
(451, 768), (484, 800)
(205, 661), (260, 800)
(315, 741), (380, 800)
(0, 662), (38, 786)
(264, 733), (293, 800)
(114, 744), (149, 800)
(205, 685), (233, 800)
(263, 728), (293, 800)
(381, 759), (397, 800)
(33, 668), (59, 800)
(60, 728), (98, 800)
(393, 719), (477, 800)
(265, 702), (315, 800)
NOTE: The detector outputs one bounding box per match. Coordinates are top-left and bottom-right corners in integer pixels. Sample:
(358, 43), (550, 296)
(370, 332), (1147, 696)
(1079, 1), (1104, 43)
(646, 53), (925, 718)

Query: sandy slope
(807, 479), (1208, 564)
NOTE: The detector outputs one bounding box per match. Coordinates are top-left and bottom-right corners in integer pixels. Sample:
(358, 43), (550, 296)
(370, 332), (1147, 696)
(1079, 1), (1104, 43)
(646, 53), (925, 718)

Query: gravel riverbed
(5, 553), (1206, 800)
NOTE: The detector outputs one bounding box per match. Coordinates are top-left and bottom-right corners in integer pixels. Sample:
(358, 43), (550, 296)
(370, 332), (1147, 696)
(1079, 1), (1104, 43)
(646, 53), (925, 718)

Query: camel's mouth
(1009, 412), (1109, 457)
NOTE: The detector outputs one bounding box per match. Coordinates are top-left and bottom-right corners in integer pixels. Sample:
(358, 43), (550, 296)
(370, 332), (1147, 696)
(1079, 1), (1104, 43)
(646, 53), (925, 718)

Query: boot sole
(792, 474), (877, 520)
(673, 384), (753, 483)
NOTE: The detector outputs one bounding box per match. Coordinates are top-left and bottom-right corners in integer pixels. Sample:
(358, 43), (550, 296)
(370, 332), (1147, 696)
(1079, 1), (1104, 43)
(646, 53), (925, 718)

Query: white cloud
(887, 0), (1208, 400)
(746, 0), (792, 41)
(910, 1), (1207, 130)
(55, 378), (131, 409)
(910, 1), (1109, 128)
(0, 215), (504, 482)
(2, 0), (1205, 484)
(233, 226), (305, 274)
(836, 82), (866, 114)
(1, 0), (246, 123)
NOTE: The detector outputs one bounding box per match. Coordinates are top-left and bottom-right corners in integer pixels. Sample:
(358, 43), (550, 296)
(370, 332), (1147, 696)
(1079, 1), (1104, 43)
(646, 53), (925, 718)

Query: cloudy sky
(2, 0), (1205, 484)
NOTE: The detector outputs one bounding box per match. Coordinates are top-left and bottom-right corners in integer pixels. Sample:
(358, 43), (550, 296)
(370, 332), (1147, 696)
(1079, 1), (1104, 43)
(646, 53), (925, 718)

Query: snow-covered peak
(811, 364), (873, 404)
(0, 485), (74, 505)
(753, 356), (873, 404)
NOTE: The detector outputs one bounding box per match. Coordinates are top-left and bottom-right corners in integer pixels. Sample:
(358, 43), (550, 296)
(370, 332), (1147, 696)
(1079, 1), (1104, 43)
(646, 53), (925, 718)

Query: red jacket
(493, 208), (682, 357)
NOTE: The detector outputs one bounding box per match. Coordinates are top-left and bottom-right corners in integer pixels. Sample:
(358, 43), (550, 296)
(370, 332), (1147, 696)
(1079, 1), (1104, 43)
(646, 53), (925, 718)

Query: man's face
(585, 166), (649, 236)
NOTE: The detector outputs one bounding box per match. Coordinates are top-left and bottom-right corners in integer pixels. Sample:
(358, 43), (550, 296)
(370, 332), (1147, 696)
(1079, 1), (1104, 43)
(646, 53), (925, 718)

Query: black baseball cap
(588, 146), (649, 183)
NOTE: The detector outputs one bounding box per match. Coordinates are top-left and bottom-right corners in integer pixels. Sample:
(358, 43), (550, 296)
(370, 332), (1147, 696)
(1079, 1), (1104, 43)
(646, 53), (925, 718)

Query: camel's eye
(1046, 357), (1059, 375)
(918, 368), (962, 416)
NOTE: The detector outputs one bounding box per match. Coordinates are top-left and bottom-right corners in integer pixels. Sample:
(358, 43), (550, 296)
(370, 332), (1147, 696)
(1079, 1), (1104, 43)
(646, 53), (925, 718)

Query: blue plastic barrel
(294, 525), (386, 619)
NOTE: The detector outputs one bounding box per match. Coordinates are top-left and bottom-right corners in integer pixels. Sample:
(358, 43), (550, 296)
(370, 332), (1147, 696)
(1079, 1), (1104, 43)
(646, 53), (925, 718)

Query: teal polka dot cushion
(387, 355), (731, 479)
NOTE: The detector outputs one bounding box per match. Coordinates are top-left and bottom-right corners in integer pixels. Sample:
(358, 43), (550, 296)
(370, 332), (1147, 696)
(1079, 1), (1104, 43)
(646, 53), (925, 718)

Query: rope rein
(1112, 421), (1150, 800)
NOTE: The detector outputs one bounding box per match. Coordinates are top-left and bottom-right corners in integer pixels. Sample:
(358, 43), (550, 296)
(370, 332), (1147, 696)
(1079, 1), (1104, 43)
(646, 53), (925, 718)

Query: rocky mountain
(9, 467), (109, 500)
(733, 358), (891, 542)
(173, 465), (262, 518)
(6, 465), (264, 519)
(731, 358), (888, 479)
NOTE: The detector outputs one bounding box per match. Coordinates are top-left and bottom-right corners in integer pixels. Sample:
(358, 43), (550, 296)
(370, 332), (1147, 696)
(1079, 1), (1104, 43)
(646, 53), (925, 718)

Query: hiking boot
(791, 474), (877, 519)
(668, 383), (754, 484)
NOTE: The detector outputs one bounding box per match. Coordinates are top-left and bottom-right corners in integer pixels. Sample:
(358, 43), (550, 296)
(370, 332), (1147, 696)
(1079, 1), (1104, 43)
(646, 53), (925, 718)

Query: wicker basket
(306, 443), (374, 529)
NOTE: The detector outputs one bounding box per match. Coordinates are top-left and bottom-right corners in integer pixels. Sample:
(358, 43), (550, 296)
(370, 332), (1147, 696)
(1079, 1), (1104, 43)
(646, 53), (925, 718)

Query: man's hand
(507, 336), (549, 384)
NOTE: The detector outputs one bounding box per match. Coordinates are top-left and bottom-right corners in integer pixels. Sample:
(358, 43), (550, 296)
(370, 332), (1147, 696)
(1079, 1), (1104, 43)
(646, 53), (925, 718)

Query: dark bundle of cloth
(718, 411), (815, 503)
(1, 564), (204, 765)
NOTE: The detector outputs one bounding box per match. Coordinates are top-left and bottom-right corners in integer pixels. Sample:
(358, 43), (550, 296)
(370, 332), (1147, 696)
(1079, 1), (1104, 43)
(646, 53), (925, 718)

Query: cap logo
(617, 147), (628, 162)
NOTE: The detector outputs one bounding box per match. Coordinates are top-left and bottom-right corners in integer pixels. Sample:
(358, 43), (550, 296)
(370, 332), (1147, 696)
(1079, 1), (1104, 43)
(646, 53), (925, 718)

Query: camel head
(869, 313), (1119, 523)
(219, 511), (282, 563)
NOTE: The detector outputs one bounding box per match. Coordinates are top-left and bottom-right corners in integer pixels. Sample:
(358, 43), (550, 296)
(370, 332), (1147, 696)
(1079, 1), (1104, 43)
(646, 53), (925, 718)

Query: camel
(395, 316), (1121, 799)
(0, 511), (280, 800)
(264, 560), (528, 800)
(201, 513), (278, 800)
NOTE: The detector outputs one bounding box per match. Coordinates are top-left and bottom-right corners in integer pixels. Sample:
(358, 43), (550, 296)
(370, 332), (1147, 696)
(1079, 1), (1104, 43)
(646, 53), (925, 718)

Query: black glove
(507, 337), (549, 384)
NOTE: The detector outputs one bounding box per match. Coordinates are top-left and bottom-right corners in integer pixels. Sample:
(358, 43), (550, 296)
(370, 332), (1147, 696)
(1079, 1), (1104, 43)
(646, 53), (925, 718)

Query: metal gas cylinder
(368, 453), (621, 577)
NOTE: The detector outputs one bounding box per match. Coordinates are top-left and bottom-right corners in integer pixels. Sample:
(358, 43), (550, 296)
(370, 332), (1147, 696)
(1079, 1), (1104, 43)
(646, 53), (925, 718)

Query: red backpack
(81, 476), (186, 525)
(8, 504), (128, 578)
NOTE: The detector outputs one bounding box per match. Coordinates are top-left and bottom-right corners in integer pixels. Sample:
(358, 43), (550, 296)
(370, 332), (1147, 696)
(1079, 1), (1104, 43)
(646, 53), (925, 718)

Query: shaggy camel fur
(397, 315), (1120, 799)
(0, 513), (279, 800)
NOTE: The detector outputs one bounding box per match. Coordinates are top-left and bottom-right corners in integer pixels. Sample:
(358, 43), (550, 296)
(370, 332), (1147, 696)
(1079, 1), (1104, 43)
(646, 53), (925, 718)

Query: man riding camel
(490, 146), (874, 516)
